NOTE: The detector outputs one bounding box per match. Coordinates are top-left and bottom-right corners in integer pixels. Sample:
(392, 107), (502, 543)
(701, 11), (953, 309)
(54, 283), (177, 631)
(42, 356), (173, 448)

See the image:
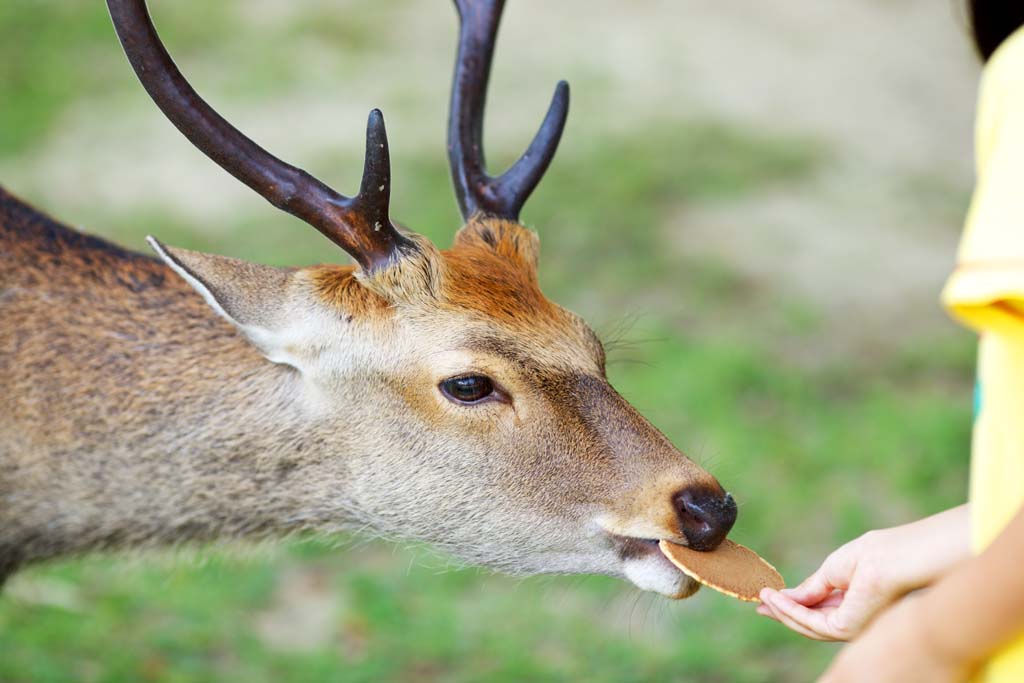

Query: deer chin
(609, 535), (701, 599)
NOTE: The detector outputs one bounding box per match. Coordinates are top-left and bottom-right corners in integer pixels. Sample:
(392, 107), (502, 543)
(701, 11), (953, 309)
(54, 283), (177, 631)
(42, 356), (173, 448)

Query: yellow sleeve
(943, 28), (1024, 340)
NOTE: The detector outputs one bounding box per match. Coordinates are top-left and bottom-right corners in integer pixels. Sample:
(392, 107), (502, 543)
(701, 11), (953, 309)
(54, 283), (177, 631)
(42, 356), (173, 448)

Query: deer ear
(148, 237), (303, 366)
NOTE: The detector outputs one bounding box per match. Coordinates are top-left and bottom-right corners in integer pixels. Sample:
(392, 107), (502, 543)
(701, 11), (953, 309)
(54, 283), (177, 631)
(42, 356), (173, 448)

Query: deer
(0, 0), (738, 599)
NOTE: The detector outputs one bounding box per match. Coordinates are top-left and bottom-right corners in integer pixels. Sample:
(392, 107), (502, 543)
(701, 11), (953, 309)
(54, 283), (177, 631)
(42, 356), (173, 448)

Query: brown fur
(1, 188), (298, 577)
(308, 265), (390, 318)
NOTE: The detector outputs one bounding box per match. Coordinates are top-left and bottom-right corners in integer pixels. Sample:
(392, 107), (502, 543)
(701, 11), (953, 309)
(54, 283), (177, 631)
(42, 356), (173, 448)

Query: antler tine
(448, 0), (570, 222)
(106, 0), (412, 272)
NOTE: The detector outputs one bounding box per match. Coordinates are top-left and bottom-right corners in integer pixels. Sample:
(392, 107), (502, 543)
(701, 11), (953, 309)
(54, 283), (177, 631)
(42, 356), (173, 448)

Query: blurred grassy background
(0, 1), (983, 681)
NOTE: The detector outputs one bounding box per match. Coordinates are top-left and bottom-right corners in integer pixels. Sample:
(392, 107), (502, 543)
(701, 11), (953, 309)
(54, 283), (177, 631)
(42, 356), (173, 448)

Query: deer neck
(1, 212), (363, 576)
(2, 320), (362, 575)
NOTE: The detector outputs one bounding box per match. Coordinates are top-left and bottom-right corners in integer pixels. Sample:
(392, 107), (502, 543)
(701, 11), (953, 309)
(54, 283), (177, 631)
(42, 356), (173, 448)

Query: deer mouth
(613, 535), (661, 558)
(604, 533), (700, 599)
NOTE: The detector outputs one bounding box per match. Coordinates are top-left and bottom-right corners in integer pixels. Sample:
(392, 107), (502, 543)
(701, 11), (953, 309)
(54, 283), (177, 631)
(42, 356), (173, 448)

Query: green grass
(0, 1), (974, 682)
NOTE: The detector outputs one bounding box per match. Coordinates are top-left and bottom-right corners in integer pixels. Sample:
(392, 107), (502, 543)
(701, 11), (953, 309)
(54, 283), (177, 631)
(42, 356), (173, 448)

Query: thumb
(782, 567), (836, 606)
(783, 550), (855, 605)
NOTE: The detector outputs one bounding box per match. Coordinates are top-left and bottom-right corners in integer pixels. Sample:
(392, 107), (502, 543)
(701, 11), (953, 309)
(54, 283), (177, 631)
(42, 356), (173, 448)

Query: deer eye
(440, 375), (496, 405)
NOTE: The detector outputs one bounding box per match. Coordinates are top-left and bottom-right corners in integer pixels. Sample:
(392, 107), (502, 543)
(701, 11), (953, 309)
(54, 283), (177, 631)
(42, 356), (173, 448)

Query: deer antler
(106, 0), (413, 272)
(448, 0), (570, 222)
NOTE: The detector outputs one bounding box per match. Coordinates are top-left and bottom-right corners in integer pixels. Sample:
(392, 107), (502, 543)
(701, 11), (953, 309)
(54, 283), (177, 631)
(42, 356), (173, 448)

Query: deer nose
(672, 487), (737, 551)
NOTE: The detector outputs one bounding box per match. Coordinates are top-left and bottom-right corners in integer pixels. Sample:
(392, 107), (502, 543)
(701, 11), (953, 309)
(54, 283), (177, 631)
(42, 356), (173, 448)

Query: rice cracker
(659, 539), (783, 602)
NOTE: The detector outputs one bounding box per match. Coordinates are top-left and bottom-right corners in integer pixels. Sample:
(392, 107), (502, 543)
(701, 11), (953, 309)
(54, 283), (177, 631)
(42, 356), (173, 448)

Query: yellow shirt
(942, 26), (1024, 683)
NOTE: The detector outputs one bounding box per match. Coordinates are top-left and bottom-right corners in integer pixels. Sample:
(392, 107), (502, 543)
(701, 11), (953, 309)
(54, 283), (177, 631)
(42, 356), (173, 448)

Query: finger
(799, 590), (844, 610)
(782, 568), (837, 606)
(756, 604), (778, 620)
(764, 597), (827, 640)
(763, 597), (831, 641)
(766, 591), (843, 641)
(787, 546), (860, 606)
(817, 590), (845, 609)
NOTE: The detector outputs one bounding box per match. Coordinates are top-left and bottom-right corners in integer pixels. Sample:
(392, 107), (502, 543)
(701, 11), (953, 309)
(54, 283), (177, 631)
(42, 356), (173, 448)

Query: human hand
(757, 530), (899, 641)
(815, 597), (972, 683)
(758, 505), (970, 641)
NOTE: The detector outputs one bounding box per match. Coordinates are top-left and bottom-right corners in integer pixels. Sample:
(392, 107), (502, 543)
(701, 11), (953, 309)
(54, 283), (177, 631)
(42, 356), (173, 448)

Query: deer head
(95, 0), (737, 599)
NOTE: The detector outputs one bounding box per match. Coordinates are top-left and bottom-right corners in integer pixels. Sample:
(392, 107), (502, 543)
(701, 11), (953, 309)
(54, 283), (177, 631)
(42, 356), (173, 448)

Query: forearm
(917, 504), (1024, 668)
(883, 503), (971, 593)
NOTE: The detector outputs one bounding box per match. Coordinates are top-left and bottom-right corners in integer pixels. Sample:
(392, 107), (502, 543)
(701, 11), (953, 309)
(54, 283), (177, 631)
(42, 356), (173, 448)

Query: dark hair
(968, 1), (1024, 61)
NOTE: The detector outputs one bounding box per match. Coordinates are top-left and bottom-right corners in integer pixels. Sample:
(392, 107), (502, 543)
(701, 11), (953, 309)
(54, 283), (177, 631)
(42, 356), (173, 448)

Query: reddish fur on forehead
(452, 217), (540, 270)
(441, 217), (559, 326)
(307, 217), (560, 327)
